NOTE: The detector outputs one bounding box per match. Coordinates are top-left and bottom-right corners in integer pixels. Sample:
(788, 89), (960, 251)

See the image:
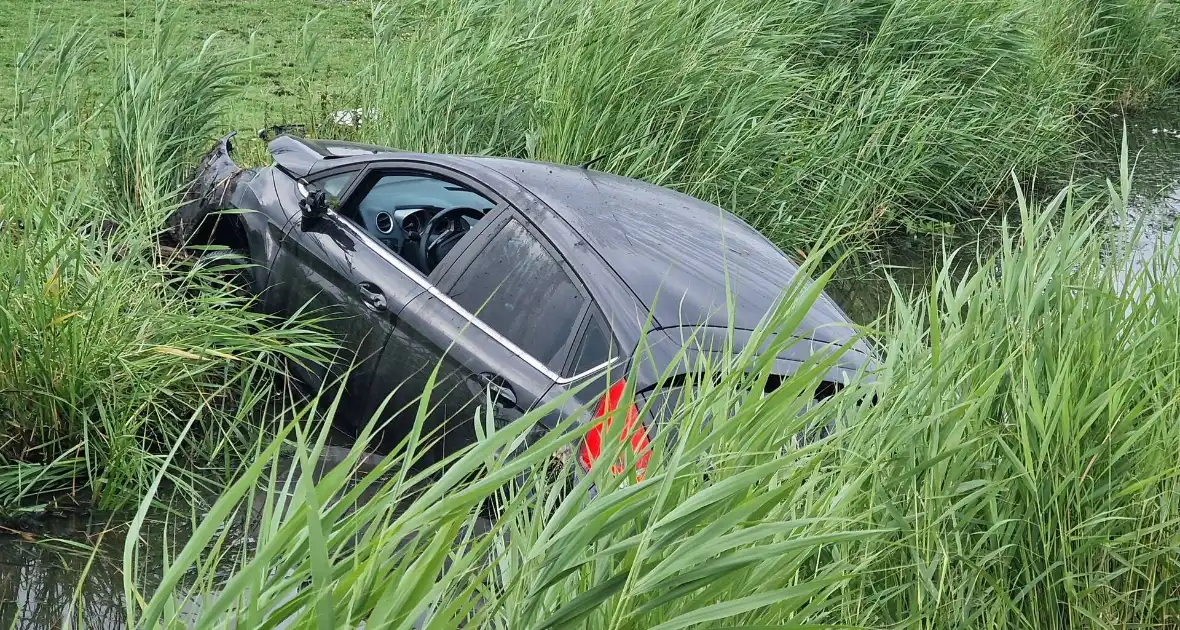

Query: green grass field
(1, 0), (1179, 627)
(0, 0), (373, 128)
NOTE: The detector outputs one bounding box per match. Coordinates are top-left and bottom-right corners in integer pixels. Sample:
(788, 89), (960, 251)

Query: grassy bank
(129, 166), (1180, 628)
(0, 0), (374, 123)
(349, 0), (1180, 249)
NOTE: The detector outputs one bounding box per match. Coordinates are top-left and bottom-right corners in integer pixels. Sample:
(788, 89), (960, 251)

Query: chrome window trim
(555, 360), (617, 384)
(327, 209), (618, 383)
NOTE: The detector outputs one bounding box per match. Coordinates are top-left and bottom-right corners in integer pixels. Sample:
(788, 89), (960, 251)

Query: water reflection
(826, 239), (948, 324)
(1107, 110), (1180, 268)
(0, 513), (173, 629)
(0, 440), (386, 630)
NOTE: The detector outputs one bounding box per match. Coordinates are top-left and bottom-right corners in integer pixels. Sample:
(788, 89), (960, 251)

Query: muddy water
(3, 111), (1180, 629)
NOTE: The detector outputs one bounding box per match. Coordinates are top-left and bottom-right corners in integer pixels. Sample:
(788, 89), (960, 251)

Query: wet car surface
(166, 132), (872, 467)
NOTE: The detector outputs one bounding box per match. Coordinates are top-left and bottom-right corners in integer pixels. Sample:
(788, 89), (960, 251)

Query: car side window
(568, 308), (614, 376)
(339, 172), (495, 272)
(447, 218), (585, 371)
(316, 171), (357, 203)
(354, 174), (493, 224)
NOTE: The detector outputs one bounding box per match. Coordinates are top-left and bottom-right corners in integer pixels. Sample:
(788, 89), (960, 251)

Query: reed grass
(352, 0), (1179, 251)
(0, 20), (334, 510)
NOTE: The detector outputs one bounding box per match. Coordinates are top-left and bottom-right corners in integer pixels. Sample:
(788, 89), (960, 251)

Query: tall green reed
(105, 11), (243, 227)
(0, 19), (334, 510)
(828, 153), (1180, 626)
(351, 0), (1178, 254)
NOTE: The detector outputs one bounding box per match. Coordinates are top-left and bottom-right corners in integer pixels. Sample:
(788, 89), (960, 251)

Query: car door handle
(357, 281), (387, 311)
(471, 372), (517, 408)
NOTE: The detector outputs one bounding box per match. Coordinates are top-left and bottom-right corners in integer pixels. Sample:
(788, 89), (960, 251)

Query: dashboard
(362, 205), (488, 259)
(347, 174), (494, 258)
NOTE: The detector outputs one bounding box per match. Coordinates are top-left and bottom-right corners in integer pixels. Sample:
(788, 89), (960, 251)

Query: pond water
(1106, 111), (1180, 271)
(3, 110), (1179, 629)
(827, 107), (1180, 324)
(1, 503), (188, 628)
(0, 442), (378, 629)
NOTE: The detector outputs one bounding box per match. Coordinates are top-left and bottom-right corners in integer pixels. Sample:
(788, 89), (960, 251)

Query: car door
(366, 211), (593, 465)
(273, 162), (510, 434)
(267, 169), (380, 409)
(266, 167), (438, 429)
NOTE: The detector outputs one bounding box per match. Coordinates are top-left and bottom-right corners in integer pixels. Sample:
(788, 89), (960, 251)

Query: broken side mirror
(300, 188), (329, 222)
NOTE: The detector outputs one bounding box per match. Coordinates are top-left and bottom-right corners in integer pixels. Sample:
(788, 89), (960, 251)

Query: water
(0, 442), (384, 629)
(0, 510), (187, 629)
(828, 107), (1180, 324)
(3, 110), (1179, 628)
(1107, 110), (1180, 268)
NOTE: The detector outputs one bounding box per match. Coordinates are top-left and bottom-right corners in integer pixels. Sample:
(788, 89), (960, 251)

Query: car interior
(341, 173), (495, 275)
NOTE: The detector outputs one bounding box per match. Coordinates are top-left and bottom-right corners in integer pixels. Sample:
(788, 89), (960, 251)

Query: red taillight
(578, 379), (652, 480)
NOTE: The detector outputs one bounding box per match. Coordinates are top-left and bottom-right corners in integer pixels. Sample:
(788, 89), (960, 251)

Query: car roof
(275, 137), (855, 339)
(469, 157), (854, 336)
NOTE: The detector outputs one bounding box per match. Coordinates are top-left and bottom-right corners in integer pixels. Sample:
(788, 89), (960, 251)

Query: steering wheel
(418, 206), (486, 273)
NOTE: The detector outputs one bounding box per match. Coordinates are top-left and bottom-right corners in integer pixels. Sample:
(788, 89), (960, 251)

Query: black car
(167, 133), (871, 473)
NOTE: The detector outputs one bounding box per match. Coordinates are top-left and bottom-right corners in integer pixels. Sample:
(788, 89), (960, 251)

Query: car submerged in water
(166, 132), (872, 476)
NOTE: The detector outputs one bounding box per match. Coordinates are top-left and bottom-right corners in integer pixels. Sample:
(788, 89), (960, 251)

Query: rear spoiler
(262, 132), (404, 179)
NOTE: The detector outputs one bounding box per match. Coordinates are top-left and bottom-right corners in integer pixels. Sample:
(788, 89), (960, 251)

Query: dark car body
(168, 133), (871, 465)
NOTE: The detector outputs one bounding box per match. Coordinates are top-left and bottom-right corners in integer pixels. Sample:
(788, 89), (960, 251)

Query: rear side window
(447, 218), (584, 370)
(568, 308), (614, 376)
